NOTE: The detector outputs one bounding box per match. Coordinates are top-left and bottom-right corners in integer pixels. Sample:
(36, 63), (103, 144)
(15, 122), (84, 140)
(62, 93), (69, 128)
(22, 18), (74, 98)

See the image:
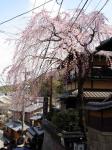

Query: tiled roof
(83, 91), (112, 99)
(10, 103), (43, 112)
(30, 114), (42, 120)
(0, 96), (11, 104)
(86, 101), (112, 110)
(26, 127), (44, 139)
(5, 121), (29, 131)
(96, 37), (112, 51)
(10, 97), (43, 112)
(60, 90), (112, 100)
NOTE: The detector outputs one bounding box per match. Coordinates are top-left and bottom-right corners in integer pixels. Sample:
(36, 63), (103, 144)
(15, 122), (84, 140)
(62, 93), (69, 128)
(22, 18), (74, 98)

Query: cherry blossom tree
(8, 10), (112, 96)
(7, 9), (112, 132)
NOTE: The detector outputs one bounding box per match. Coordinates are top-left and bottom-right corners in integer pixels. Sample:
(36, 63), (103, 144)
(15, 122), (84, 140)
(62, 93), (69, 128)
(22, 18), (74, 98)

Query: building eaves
(85, 101), (112, 110)
(96, 37), (112, 51)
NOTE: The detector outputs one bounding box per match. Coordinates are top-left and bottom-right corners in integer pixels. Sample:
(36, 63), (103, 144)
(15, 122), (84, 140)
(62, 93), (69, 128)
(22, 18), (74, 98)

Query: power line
(31, 0), (64, 77)
(70, 0), (84, 21)
(67, 0), (90, 32)
(43, 0), (47, 10)
(74, 0), (102, 40)
(84, 0), (93, 11)
(0, 0), (53, 26)
(77, 0), (110, 43)
(71, 0), (89, 27)
(70, 0), (101, 27)
(57, 0), (64, 16)
(85, 0), (110, 30)
(32, 0), (37, 14)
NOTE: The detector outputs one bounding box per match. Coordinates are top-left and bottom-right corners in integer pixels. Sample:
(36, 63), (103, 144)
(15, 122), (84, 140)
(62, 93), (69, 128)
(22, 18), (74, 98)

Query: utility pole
(21, 68), (27, 135)
(49, 73), (53, 112)
(43, 96), (48, 118)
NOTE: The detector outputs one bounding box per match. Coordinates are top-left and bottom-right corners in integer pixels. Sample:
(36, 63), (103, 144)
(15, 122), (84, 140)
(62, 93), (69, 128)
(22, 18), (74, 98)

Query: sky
(0, 0), (112, 85)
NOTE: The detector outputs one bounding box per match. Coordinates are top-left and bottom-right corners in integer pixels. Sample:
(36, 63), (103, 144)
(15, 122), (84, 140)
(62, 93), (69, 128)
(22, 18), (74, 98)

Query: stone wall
(42, 130), (65, 150)
(42, 120), (65, 150)
(87, 127), (112, 150)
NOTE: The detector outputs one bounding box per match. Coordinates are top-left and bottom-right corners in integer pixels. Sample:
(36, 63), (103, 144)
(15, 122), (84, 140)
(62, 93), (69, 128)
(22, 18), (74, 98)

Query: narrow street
(0, 129), (4, 148)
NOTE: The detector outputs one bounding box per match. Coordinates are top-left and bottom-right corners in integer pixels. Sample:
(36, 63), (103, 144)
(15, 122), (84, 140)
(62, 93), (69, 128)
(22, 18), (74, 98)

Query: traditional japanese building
(3, 120), (29, 140)
(10, 97), (43, 124)
(86, 101), (112, 150)
(84, 37), (112, 150)
(58, 47), (112, 110)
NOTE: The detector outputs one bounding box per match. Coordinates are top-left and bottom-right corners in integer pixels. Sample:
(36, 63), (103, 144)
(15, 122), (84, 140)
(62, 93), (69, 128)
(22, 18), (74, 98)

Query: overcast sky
(0, 0), (112, 85)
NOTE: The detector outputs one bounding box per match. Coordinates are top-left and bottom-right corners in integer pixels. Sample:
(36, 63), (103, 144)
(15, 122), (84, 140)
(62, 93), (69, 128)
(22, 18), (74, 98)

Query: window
(74, 143), (77, 150)
(78, 144), (84, 150)
(70, 70), (76, 80)
(91, 66), (112, 79)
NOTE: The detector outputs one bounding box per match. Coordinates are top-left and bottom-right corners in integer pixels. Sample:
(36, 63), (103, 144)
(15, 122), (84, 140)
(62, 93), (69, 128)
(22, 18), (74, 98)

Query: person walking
(14, 137), (25, 150)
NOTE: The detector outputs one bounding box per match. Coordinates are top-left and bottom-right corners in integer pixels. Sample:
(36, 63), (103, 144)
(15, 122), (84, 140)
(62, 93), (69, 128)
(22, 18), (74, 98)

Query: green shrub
(51, 108), (79, 132)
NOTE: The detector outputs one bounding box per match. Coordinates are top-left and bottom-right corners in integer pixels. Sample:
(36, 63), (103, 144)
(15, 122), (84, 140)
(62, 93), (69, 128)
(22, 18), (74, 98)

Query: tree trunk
(43, 97), (48, 118)
(78, 77), (84, 127)
(21, 100), (25, 135)
(49, 75), (53, 112)
(77, 58), (87, 141)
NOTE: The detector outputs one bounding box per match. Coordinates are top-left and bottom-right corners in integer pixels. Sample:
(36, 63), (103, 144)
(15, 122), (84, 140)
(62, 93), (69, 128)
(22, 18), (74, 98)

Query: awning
(33, 127), (44, 135)
(5, 121), (29, 131)
(26, 127), (44, 139)
(26, 132), (33, 139)
(72, 90), (112, 99)
(30, 114), (42, 120)
(83, 91), (112, 99)
(27, 128), (36, 136)
(59, 90), (112, 100)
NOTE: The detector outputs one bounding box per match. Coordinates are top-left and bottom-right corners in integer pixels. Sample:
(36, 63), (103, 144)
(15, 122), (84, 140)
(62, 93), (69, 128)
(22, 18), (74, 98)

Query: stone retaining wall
(88, 127), (112, 150)
(42, 120), (65, 150)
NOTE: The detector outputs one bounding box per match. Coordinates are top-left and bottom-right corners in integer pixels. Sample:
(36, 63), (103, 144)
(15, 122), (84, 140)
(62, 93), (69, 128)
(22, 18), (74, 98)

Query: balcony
(89, 66), (112, 80)
(63, 66), (112, 85)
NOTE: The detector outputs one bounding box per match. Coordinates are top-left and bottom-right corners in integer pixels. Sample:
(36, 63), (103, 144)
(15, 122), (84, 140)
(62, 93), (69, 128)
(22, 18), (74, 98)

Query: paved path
(0, 130), (4, 148)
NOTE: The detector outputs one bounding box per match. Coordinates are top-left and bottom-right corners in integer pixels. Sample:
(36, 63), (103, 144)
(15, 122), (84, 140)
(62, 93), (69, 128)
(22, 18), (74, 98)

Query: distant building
(0, 95), (11, 127)
(10, 97), (43, 124)
(4, 120), (29, 140)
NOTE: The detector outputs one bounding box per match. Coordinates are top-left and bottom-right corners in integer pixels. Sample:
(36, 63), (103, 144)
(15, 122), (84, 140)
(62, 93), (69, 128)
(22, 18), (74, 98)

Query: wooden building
(30, 113), (43, 126)
(3, 120), (28, 140)
(63, 54), (112, 91)
(42, 119), (86, 150)
(59, 89), (112, 110)
(84, 37), (112, 150)
(57, 51), (112, 110)
(86, 101), (112, 150)
(0, 95), (11, 128)
(10, 97), (43, 124)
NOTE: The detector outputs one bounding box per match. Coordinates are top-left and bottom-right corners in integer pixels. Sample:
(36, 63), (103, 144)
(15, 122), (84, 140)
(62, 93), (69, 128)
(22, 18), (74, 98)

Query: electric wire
(57, 0), (64, 16)
(79, 0), (110, 42)
(0, 0), (53, 26)
(71, 0), (90, 27)
(84, 0), (93, 12)
(70, 0), (84, 21)
(32, 0), (37, 13)
(86, 0), (110, 30)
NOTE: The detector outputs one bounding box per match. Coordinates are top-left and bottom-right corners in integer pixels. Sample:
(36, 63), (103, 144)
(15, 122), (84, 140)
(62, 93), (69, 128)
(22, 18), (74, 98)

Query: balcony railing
(90, 67), (112, 79)
(64, 67), (112, 84)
